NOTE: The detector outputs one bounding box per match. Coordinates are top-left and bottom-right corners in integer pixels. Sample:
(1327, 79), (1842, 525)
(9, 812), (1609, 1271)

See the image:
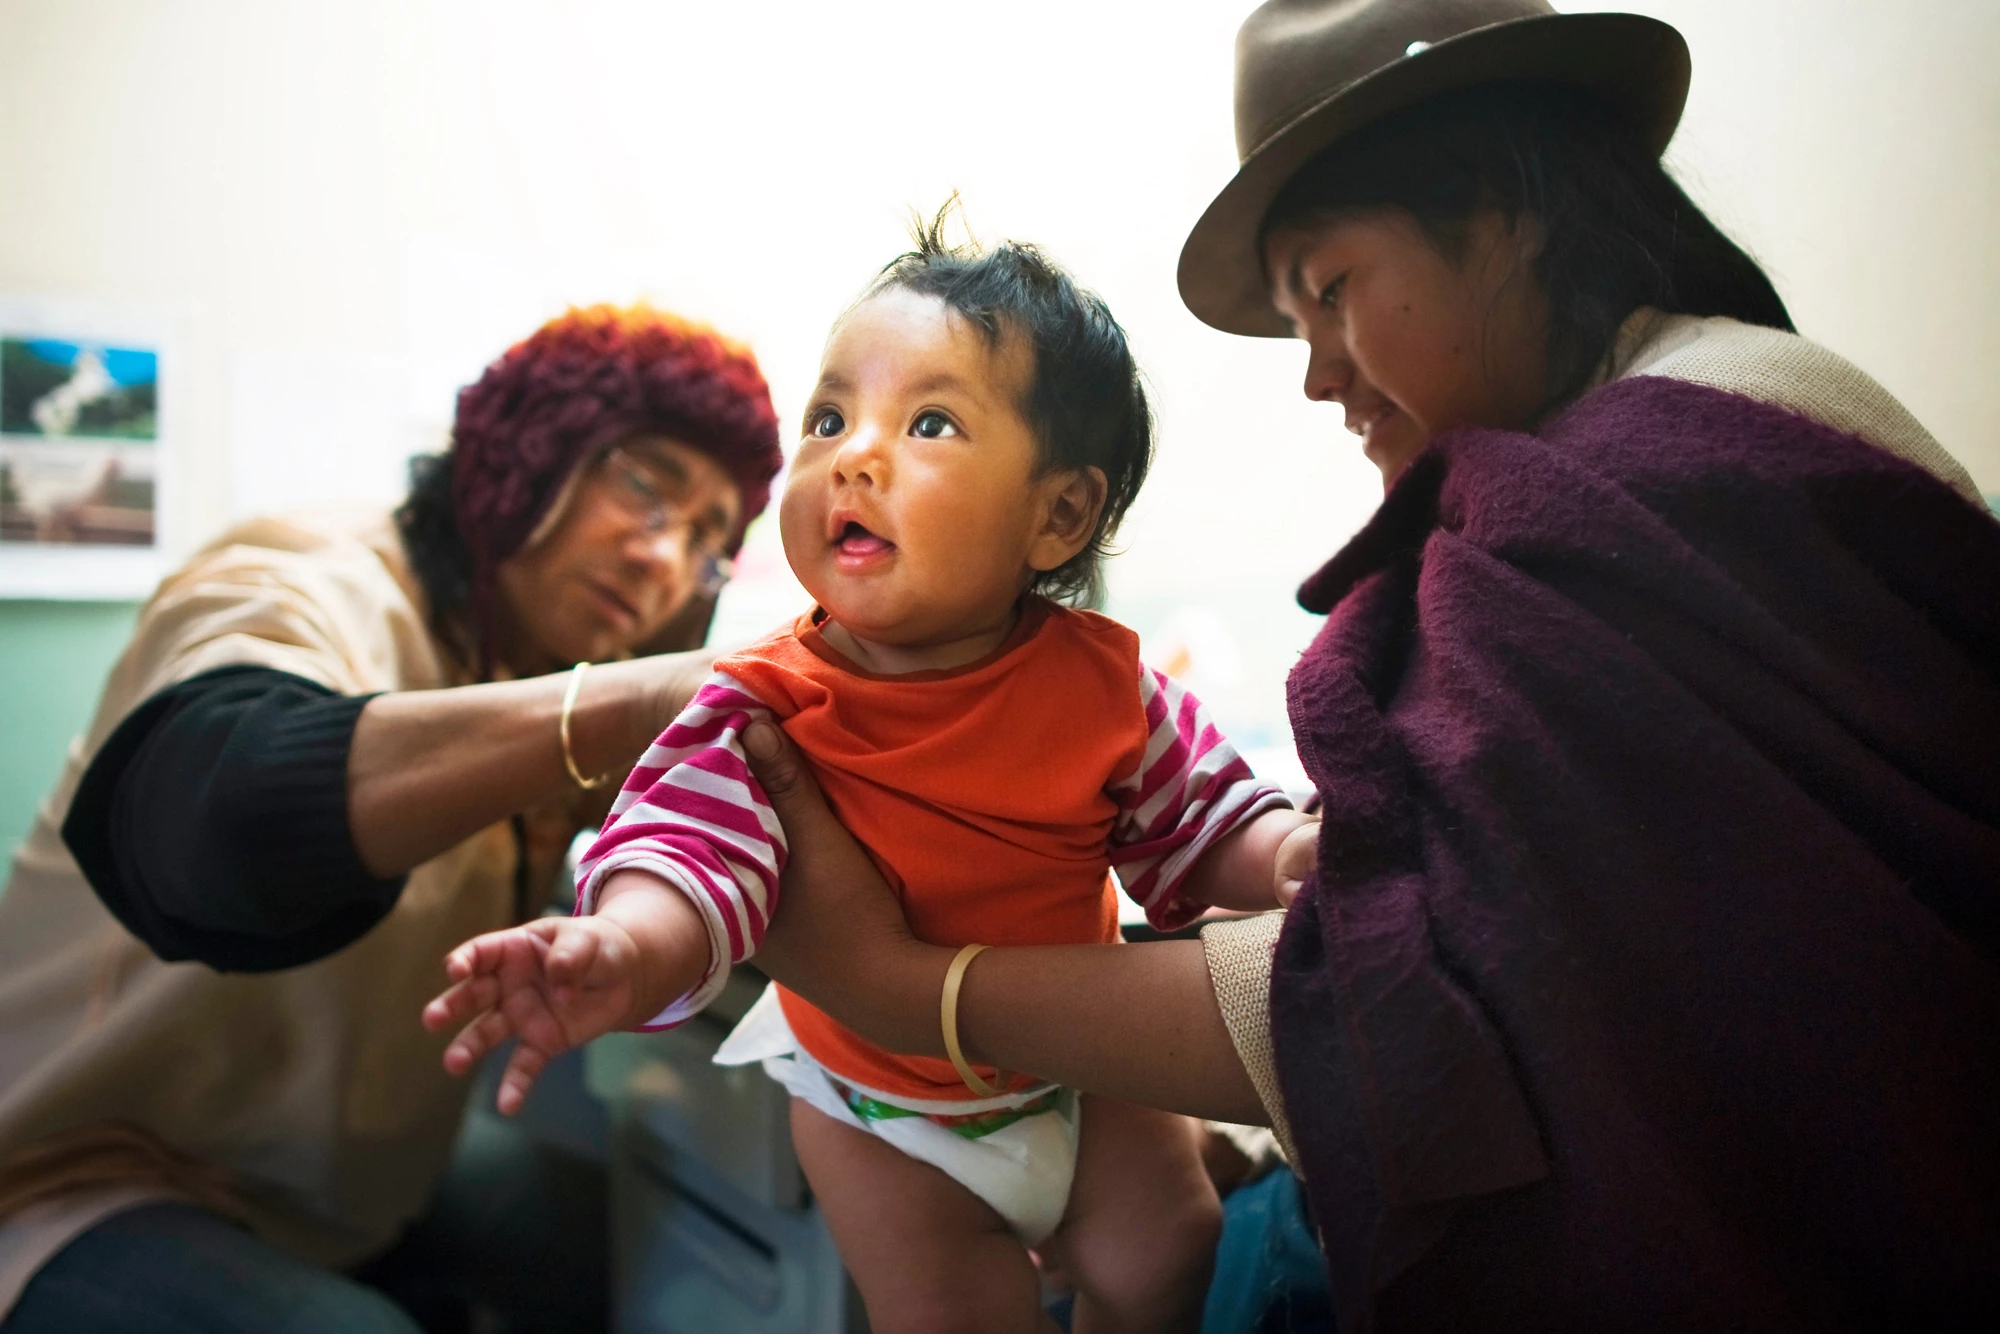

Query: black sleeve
(62, 664), (408, 973)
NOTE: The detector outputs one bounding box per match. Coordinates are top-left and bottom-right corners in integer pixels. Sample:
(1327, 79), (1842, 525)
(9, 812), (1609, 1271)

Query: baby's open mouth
(834, 520), (894, 558)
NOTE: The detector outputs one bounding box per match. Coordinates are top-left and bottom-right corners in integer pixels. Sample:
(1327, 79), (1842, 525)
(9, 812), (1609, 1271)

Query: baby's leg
(1047, 1096), (1221, 1334)
(790, 1100), (1057, 1334)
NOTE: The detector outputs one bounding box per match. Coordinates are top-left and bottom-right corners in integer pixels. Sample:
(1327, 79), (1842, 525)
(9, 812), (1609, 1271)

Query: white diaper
(714, 984), (1080, 1245)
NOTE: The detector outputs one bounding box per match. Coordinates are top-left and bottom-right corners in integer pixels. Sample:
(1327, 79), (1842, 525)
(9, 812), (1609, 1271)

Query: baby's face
(781, 289), (1057, 649)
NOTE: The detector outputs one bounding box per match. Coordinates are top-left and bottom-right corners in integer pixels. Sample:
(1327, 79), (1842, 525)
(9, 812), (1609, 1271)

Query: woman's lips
(584, 579), (640, 629)
(1344, 402), (1394, 440)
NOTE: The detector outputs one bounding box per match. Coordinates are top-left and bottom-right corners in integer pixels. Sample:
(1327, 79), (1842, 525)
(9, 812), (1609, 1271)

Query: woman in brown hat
(740, 0), (2000, 1327)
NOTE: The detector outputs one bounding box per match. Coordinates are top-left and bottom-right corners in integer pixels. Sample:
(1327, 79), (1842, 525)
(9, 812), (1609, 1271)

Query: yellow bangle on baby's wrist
(941, 943), (1008, 1098)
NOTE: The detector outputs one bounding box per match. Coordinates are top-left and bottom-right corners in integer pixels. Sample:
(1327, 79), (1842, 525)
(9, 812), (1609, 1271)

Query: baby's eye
(1318, 274), (1348, 310)
(911, 411), (957, 439)
(810, 409), (845, 439)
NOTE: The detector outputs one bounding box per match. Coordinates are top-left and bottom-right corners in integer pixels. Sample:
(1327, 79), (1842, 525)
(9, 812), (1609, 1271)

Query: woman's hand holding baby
(422, 872), (711, 1115)
(743, 721), (956, 1058)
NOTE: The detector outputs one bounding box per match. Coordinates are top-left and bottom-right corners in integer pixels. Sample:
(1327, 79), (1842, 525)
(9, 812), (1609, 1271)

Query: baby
(427, 221), (1319, 1332)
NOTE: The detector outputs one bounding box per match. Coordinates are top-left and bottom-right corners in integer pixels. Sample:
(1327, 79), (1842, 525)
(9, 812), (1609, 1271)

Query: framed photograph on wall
(0, 299), (182, 599)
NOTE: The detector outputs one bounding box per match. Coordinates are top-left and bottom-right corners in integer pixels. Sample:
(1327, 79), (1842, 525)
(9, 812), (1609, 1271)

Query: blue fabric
(3, 1203), (422, 1334)
(1202, 1170), (1333, 1334)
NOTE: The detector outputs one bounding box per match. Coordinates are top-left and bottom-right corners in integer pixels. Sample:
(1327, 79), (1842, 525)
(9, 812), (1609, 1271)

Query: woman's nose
(1301, 331), (1353, 405)
(623, 521), (696, 576)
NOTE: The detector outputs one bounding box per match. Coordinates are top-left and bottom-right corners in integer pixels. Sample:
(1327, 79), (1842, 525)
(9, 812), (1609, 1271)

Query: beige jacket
(1201, 311), (1985, 1163)
(0, 511), (525, 1312)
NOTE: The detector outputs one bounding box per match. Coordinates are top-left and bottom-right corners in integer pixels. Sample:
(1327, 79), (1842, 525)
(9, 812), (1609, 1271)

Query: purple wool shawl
(1273, 374), (2000, 1332)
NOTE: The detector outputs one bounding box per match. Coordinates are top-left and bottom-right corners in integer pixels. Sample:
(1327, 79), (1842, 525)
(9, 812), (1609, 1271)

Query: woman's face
(495, 436), (742, 673)
(1263, 208), (1549, 488)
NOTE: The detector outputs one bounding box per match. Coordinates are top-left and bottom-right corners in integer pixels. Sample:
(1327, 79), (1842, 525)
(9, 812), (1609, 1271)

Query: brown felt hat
(1178, 0), (1692, 337)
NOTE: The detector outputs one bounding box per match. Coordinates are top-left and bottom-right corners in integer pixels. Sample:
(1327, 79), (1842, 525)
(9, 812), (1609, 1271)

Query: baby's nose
(831, 431), (887, 486)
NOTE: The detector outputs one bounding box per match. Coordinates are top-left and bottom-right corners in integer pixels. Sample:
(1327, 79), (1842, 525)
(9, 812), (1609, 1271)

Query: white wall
(2, 0), (1993, 763)
(1606, 0), (2000, 487)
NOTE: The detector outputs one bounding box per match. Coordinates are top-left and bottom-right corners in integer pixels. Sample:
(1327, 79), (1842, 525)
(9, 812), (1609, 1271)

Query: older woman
(741, 1), (2000, 1328)
(0, 305), (782, 1332)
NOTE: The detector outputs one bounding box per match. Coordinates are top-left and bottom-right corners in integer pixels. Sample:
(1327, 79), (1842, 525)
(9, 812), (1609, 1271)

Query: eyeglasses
(595, 446), (736, 597)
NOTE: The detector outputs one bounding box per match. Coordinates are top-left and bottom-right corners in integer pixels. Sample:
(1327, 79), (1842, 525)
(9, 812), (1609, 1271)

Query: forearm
(595, 869), (713, 1027)
(959, 940), (1267, 1124)
(1181, 807), (1316, 912)
(348, 652), (711, 875)
(764, 918), (1266, 1124)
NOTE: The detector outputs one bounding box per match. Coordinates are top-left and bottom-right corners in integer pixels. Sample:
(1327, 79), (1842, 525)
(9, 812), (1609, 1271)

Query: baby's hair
(863, 199), (1154, 608)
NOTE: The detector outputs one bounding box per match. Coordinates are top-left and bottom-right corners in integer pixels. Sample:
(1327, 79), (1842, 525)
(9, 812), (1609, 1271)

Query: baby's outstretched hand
(422, 915), (645, 1116)
(1272, 817), (1321, 907)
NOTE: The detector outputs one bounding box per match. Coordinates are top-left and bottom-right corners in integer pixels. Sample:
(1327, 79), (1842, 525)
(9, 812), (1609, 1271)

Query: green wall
(0, 600), (140, 866)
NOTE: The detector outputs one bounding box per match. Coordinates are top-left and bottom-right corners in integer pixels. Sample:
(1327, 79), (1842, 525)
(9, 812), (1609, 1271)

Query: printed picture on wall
(0, 336), (160, 548)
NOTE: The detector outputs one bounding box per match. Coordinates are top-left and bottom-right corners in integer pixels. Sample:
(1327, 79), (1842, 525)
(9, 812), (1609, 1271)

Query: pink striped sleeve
(572, 669), (786, 1029)
(1106, 665), (1289, 932)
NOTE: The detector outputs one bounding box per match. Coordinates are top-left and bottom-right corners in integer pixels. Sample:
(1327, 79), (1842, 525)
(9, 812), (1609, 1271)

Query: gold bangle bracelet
(559, 661), (613, 791)
(941, 943), (1007, 1098)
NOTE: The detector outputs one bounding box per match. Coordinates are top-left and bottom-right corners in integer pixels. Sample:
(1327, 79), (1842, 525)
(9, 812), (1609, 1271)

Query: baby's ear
(1029, 466), (1108, 572)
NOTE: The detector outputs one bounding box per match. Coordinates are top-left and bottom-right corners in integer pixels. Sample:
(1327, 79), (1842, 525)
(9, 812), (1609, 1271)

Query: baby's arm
(1177, 805), (1320, 911)
(423, 670), (785, 1113)
(1107, 665), (1300, 930)
(422, 869), (712, 1114)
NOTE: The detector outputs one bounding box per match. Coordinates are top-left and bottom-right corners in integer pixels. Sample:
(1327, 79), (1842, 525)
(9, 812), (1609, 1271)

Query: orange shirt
(716, 599), (1148, 1102)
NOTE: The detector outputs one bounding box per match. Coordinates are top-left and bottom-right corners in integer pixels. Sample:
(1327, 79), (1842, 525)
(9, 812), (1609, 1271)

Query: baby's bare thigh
(1049, 1096), (1222, 1333)
(788, 1100), (1053, 1334)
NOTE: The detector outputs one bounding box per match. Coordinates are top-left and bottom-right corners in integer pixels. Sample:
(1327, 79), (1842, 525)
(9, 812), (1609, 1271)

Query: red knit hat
(449, 304), (783, 668)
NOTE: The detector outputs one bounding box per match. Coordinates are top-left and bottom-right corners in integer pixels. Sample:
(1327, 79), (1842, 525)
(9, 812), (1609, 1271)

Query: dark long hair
(1261, 81), (1794, 413)
(395, 451), (477, 671)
